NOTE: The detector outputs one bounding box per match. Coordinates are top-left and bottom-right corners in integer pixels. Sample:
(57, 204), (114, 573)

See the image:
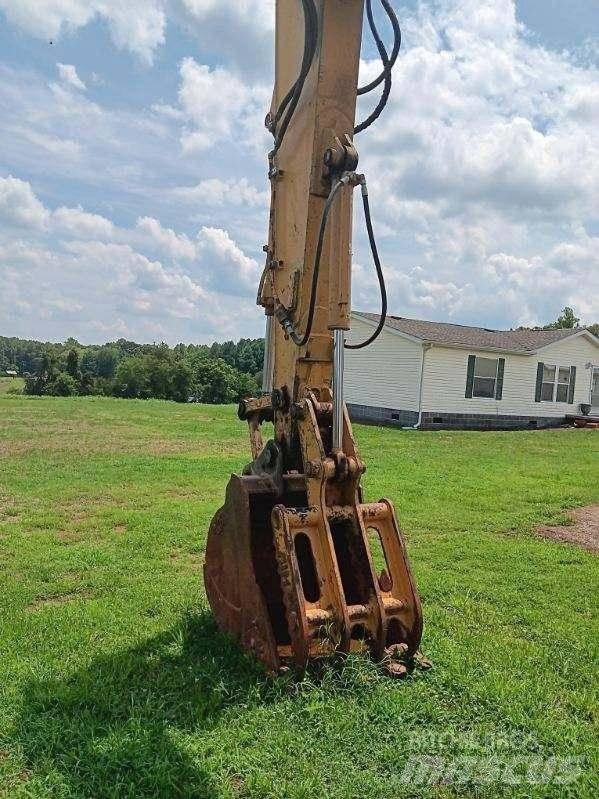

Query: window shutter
(535, 362), (544, 402)
(495, 358), (505, 400)
(568, 366), (576, 404)
(465, 355), (476, 398)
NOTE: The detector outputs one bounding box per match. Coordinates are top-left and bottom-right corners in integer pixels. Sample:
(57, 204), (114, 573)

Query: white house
(345, 312), (599, 429)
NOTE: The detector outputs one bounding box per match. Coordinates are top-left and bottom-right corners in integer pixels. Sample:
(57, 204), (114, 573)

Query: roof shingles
(357, 313), (587, 353)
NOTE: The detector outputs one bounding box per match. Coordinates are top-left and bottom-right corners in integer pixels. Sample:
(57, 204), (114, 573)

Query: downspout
(404, 342), (432, 429)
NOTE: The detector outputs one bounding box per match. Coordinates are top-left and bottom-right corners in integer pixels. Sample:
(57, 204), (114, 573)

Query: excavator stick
(204, 0), (422, 674)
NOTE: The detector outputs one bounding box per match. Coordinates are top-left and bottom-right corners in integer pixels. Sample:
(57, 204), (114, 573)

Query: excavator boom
(204, 0), (422, 674)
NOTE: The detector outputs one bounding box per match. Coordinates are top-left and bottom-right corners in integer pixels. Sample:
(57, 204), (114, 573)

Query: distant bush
(46, 372), (78, 397)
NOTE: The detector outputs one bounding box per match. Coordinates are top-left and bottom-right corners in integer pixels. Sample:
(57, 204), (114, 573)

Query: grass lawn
(0, 378), (24, 395)
(0, 394), (597, 798)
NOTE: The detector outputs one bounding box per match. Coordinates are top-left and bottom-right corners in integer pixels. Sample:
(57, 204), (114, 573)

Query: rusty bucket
(204, 456), (422, 673)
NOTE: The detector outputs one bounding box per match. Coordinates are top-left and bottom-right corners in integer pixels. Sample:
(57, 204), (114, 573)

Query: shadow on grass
(14, 612), (287, 798)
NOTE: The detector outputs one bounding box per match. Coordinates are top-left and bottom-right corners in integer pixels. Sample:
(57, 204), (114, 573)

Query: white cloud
(0, 175), (49, 229)
(172, 177), (268, 207)
(134, 216), (197, 261)
(0, 176), (263, 341)
(197, 226), (260, 294)
(351, 0), (599, 327)
(177, 58), (270, 153)
(52, 206), (115, 239)
(1, 0), (598, 342)
(176, 0), (274, 76)
(1, 0), (274, 72)
(0, 0), (165, 64)
(56, 63), (86, 91)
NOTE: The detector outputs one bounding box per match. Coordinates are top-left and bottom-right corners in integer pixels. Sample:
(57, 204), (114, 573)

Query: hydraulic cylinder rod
(333, 328), (345, 450)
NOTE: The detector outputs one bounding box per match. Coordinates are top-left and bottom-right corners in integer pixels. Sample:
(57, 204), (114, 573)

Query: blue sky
(0, 0), (598, 344)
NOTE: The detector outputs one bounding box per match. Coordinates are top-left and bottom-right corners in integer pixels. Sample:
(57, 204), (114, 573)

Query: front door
(591, 368), (599, 410)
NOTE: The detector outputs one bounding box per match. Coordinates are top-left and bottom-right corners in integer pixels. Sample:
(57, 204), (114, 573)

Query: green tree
(236, 371), (260, 400)
(24, 350), (58, 395)
(543, 306), (580, 330)
(189, 356), (239, 404)
(235, 342), (259, 375)
(66, 348), (79, 378)
(77, 370), (95, 395)
(170, 361), (192, 403)
(113, 357), (150, 399)
(145, 355), (173, 400)
(46, 372), (77, 396)
(96, 346), (119, 378)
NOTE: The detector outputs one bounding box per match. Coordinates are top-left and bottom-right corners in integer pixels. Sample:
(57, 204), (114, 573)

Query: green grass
(0, 378), (24, 395)
(0, 394), (597, 798)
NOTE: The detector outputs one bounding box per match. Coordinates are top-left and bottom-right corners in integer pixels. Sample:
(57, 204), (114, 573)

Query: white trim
(539, 363), (574, 404)
(470, 354), (500, 400)
(414, 343), (432, 427)
(590, 366), (599, 408)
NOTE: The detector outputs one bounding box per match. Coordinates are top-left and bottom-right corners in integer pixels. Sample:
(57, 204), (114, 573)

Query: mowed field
(0, 393), (597, 799)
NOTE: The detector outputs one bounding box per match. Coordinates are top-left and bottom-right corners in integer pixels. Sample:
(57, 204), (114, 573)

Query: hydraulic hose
(272, 1), (397, 351)
(357, 0), (401, 96)
(345, 178), (387, 349)
(355, 0), (400, 134)
(278, 176), (350, 348)
(271, 0), (318, 154)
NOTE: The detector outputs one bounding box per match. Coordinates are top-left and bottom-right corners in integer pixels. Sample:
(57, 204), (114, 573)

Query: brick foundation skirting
(347, 404), (419, 427)
(347, 403), (565, 430)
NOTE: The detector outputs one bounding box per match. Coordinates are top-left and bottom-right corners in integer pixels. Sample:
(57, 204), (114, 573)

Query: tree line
(1, 307), (596, 404)
(0, 335), (264, 403)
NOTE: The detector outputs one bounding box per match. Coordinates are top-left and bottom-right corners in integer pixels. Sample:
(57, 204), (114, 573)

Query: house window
(472, 357), (499, 399)
(540, 365), (556, 401)
(540, 365), (572, 402)
(556, 367), (571, 403)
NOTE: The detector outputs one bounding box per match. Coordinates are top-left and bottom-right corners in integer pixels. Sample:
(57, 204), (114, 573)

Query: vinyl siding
(421, 335), (599, 417)
(345, 317), (422, 411)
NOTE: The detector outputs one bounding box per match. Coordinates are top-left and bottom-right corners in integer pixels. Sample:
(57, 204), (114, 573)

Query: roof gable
(354, 312), (598, 354)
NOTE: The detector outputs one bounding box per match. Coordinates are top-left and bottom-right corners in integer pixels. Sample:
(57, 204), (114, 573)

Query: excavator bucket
(204, 474), (285, 673)
(204, 402), (422, 674)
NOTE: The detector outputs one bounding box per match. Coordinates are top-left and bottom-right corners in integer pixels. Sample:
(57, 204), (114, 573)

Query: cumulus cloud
(0, 175), (49, 229)
(0, 0), (165, 64)
(172, 177), (268, 207)
(0, 0), (274, 70)
(52, 206), (115, 239)
(56, 63), (86, 91)
(1, 0), (598, 342)
(175, 0), (274, 76)
(0, 176), (263, 341)
(177, 58), (270, 153)
(197, 226), (260, 294)
(134, 217), (197, 261)
(352, 0), (599, 327)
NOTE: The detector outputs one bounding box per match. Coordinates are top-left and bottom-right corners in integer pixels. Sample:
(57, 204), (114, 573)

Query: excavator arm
(204, 0), (422, 675)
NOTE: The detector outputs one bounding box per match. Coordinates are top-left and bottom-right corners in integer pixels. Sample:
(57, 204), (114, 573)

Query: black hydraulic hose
(284, 177), (350, 347)
(271, 0), (313, 131)
(272, 0), (318, 154)
(345, 178), (387, 349)
(354, 0), (400, 134)
(357, 0), (401, 96)
(270, 1), (395, 350)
